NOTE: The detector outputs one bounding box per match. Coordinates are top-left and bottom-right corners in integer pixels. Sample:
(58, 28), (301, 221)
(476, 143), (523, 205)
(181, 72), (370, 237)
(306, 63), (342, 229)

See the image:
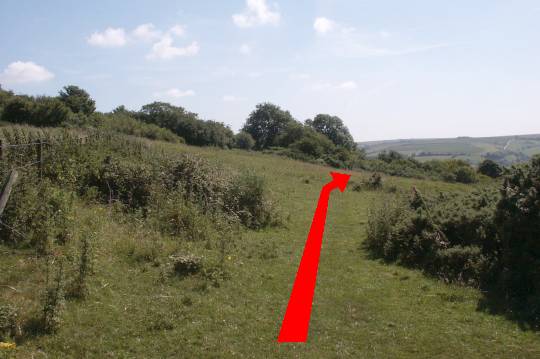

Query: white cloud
(132, 23), (162, 42)
(168, 24), (186, 37)
(337, 81), (358, 90)
(87, 27), (127, 47)
(239, 43), (252, 55)
(0, 61), (54, 84)
(147, 36), (199, 60)
(232, 0), (280, 28)
(313, 17), (335, 34)
(154, 88), (195, 99)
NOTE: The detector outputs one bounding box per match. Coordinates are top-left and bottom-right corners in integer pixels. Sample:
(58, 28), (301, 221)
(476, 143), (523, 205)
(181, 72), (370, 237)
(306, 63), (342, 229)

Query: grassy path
(8, 148), (540, 358)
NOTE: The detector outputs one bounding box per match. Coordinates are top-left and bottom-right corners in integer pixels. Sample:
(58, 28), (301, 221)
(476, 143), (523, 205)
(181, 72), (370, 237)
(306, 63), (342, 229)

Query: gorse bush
(495, 155), (540, 319)
(366, 188), (499, 285)
(366, 156), (540, 325)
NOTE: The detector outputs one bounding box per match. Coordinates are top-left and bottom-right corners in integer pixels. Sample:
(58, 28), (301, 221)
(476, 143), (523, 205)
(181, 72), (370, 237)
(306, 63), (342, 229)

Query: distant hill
(358, 134), (540, 166)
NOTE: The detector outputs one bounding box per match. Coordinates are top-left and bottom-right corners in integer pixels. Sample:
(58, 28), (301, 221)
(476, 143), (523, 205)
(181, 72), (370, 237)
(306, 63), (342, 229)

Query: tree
(1, 97), (34, 124)
(138, 102), (233, 147)
(478, 159), (503, 178)
(1, 96), (71, 127)
(58, 85), (96, 115)
(242, 103), (295, 149)
(306, 114), (355, 150)
(234, 131), (255, 150)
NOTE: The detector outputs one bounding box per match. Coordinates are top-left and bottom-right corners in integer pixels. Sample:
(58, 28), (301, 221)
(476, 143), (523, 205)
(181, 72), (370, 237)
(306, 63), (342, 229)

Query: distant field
(359, 134), (540, 165)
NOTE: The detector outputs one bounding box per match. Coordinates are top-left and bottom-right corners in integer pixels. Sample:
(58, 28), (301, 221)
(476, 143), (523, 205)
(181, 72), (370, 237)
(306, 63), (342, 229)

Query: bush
(495, 156), (540, 316)
(478, 159), (503, 178)
(234, 131), (255, 150)
(0, 304), (18, 341)
(170, 254), (203, 276)
(365, 188), (499, 285)
(100, 113), (183, 143)
(0, 180), (74, 253)
(226, 171), (281, 229)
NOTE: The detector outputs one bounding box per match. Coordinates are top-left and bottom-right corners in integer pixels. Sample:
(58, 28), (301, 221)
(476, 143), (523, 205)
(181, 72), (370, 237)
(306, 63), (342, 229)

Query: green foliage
(233, 131), (255, 150)
(226, 171), (281, 229)
(361, 154), (479, 184)
(0, 304), (18, 341)
(306, 114), (355, 150)
(242, 102), (295, 149)
(478, 159), (503, 178)
(1, 96), (71, 127)
(170, 254), (203, 277)
(0, 179), (74, 253)
(42, 258), (65, 333)
(100, 113), (183, 143)
(58, 85), (96, 115)
(366, 188), (499, 285)
(495, 155), (540, 318)
(138, 102), (233, 147)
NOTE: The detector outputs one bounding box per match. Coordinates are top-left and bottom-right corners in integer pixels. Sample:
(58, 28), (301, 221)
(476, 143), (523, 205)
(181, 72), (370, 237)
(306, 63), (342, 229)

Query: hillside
(359, 134), (540, 165)
(1, 129), (539, 358)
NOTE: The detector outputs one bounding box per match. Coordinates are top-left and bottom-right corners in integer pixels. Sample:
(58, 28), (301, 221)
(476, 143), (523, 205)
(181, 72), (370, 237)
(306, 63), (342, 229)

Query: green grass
(360, 134), (540, 165)
(2, 142), (540, 358)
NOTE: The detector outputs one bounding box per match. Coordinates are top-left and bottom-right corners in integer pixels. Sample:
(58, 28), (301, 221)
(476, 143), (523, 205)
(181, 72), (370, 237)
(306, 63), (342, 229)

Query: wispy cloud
(313, 17), (447, 58)
(132, 23), (162, 42)
(87, 27), (127, 47)
(147, 37), (199, 60)
(313, 17), (335, 34)
(233, 0), (280, 28)
(0, 61), (54, 84)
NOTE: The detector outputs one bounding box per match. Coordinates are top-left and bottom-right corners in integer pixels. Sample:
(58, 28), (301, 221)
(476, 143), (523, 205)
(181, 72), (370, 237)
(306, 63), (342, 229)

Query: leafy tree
(306, 114), (355, 150)
(234, 131), (255, 150)
(138, 102), (233, 147)
(242, 103), (295, 149)
(58, 85), (96, 115)
(478, 159), (503, 178)
(1, 96), (34, 124)
(289, 129), (335, 158)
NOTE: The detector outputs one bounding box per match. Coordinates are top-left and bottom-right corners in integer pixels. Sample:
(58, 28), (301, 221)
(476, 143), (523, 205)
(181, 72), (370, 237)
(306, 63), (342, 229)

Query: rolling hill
(358, 134), (540, 165)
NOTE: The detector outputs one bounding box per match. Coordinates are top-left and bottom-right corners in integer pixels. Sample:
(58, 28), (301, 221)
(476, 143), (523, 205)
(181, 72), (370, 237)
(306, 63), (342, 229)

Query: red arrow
(278, 172), (351, 343)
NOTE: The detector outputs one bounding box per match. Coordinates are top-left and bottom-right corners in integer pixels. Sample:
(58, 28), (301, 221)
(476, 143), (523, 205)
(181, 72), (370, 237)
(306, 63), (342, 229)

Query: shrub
(42, 258), (65, 333)
(170, 254), (203, 276)
(478, 159), (503, 178)
(100, 113), (183, 143)
(234, 131), (255, 150)
(495, 156), (540, 316)
(226, 171), (281, 229)
(0, 180), (74, 253)
(0, 304), (18, 341)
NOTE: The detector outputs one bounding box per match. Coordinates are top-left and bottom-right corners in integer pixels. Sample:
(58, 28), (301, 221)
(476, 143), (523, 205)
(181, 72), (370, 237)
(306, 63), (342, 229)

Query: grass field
(359, 134), (540, 165)
(2, 142), (540, 358)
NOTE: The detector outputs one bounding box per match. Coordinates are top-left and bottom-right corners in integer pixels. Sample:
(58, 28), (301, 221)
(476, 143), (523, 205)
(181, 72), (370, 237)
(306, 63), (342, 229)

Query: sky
(1, 0), (539, 142)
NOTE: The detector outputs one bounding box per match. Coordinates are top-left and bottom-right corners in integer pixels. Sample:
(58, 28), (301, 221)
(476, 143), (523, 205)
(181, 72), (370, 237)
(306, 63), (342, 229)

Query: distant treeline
(0, 84), (502, 183)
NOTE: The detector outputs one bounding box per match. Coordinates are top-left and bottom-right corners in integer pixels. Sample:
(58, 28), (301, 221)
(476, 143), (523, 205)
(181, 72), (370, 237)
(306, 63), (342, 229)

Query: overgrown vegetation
(365, 156), (540, 327)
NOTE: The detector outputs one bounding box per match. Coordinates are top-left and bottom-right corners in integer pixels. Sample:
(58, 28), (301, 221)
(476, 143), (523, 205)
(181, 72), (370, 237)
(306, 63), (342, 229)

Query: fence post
(0, 139), (3, 161)
(0, 170), (19, 217)
(37, 139), (43, 179)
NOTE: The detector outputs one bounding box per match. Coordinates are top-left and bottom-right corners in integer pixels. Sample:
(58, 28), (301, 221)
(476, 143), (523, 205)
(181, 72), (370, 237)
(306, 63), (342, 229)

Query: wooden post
(0, 139), (3, 161)
(37, 139), (43, 179)
(0, 170), (19, 217)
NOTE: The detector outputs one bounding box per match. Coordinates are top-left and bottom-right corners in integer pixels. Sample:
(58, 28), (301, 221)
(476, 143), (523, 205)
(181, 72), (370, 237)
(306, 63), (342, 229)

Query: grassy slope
(359, 134), (540, 165)
(3, 143), (540, 358)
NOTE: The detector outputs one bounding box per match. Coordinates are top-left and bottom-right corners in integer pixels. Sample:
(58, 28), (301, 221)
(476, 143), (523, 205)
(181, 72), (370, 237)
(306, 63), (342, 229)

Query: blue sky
(1, 0), (539, 141)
